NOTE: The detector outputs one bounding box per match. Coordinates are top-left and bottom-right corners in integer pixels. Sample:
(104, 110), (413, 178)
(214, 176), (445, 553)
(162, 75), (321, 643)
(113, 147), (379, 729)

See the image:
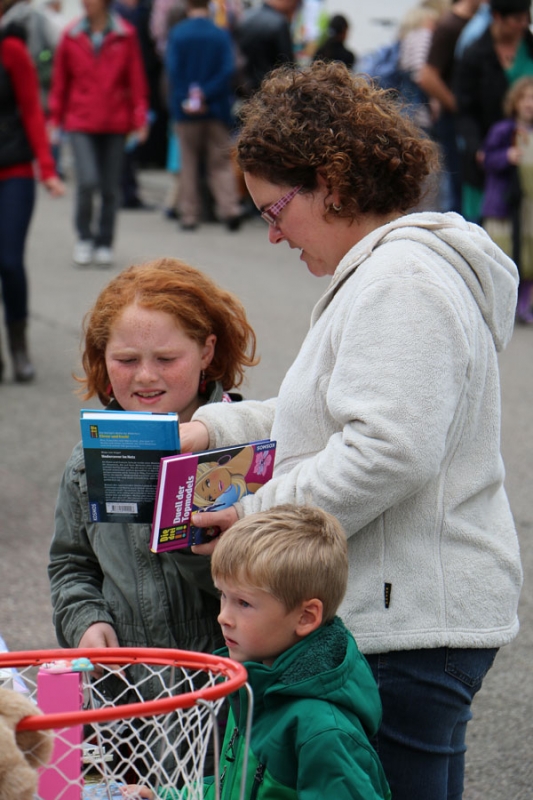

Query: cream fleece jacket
(193, 212), (523, 654)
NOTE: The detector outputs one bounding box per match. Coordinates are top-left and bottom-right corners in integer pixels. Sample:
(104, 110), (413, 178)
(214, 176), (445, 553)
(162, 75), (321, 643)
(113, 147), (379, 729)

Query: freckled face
(104, 304), (215, 421)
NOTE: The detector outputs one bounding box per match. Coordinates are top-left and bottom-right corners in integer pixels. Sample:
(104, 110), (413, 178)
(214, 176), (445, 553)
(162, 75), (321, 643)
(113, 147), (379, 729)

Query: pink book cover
(37, 670), (83, 800)
(150, 440), (276, 552)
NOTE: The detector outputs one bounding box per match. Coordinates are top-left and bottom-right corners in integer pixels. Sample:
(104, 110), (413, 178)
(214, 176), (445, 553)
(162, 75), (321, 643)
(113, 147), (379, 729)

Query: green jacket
(204, 617), (391, 800)
(48, 385), (233, 657)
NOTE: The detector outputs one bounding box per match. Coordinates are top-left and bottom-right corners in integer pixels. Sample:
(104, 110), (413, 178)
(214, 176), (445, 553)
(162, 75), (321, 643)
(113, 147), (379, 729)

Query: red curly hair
(237, 61), (439, 218)
(78, 258), (258, 406)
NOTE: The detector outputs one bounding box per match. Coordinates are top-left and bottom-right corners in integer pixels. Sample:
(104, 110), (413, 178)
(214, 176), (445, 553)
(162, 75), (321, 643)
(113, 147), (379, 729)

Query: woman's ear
(295, 598), (323, 637)
(316, 172), (341, 209)
(201, 334), (217, 368)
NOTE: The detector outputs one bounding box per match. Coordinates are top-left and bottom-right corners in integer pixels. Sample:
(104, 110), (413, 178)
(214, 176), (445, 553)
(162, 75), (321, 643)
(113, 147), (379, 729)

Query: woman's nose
(268, 223), (285, 244)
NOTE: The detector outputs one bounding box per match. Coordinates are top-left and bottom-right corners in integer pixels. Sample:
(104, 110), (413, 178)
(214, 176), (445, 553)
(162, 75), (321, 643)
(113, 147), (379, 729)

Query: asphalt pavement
(0, 170), (531, 798)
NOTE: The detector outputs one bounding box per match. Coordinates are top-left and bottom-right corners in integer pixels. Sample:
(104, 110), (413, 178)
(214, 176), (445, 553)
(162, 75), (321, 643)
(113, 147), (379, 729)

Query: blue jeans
(366, 647), (498, 800)
(0, 177), (35, 323)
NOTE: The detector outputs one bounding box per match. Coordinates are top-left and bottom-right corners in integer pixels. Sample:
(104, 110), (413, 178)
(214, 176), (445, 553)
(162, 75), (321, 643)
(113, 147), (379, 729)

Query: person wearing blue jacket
(165, 0), (242, 231)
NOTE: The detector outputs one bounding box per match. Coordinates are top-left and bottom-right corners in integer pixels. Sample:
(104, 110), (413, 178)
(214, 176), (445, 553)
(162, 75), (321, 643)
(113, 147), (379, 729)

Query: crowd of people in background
(363, 0), (533, 326)
(1, 0), (533, 344)
(0, 0), (356, 262)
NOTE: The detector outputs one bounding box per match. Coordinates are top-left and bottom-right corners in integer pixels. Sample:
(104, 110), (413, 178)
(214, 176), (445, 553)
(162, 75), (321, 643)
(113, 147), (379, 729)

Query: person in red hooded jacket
(48, 0), (148, 267)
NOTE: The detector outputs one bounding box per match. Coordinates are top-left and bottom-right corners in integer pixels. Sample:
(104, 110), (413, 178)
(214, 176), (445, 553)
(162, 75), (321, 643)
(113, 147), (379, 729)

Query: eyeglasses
(261, 185), (302, 226)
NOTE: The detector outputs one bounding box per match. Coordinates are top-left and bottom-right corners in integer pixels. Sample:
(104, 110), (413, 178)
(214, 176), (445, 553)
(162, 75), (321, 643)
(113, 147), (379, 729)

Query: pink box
(37, 670), (83, 800)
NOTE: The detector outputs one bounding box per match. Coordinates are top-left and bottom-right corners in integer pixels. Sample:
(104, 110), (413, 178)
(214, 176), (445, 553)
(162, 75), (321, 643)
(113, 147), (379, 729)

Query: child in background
(312, 14), (356, 70)
(482, 76), (533, 323)
(126, 504), (391, 800)
(49, 257), (257, 666)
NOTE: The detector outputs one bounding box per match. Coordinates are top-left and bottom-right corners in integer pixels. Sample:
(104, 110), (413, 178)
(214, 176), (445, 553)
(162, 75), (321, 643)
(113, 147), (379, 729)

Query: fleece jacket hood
(322, 211), (518, 352)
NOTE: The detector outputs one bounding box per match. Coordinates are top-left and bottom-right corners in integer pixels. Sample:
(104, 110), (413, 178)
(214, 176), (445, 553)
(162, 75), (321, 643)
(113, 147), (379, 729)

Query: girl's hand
(122, 786), (154, 799)
(135, 124), (149, 145)
(507, 145), (522, 165)
(78, 622), (119, 649)
(44, 175), (66, 197)
(77, 623), (121, 676)
(191, 506), (239, 555)
(179, 420), (209, 453)
(47, 124), (60, 145)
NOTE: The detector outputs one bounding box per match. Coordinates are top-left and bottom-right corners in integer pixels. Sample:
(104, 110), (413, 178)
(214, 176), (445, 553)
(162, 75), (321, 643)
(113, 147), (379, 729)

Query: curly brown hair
(78, 258), (258, 405)
(237, 61), (439, 218)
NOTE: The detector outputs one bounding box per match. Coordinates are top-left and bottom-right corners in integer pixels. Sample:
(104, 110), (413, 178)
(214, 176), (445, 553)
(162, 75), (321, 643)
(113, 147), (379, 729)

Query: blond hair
(211, 505), (348, 622)
(503, 76), (533, 118)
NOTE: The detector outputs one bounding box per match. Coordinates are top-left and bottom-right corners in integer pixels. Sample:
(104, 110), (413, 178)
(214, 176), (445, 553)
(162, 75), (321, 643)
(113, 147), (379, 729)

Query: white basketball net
(0, 648), (248, 800)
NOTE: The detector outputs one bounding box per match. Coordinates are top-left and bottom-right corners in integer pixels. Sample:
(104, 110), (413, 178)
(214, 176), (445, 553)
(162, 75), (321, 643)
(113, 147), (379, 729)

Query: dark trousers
(70, 132), (125, 247)
(434, 112), (462, 214)
(366, 647), (498, 800)
(0, 177), (35, 323)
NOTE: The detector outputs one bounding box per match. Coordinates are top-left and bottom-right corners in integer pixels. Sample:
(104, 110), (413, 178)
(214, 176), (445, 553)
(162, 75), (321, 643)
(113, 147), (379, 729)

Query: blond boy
(127, 505), (390, 800)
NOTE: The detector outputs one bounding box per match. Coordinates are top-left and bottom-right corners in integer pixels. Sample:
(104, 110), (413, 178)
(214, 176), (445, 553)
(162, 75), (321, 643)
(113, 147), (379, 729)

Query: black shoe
(226, 215), (242, 232)
(164, 208), (179, 220)
(7, 320), (35, 382)
(180, 222), (198, 232)
(122, 198), (155, 210)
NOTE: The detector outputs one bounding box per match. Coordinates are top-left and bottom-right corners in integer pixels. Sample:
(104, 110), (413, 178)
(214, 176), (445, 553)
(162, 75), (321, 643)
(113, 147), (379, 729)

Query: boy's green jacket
(205, 616), (391, 800)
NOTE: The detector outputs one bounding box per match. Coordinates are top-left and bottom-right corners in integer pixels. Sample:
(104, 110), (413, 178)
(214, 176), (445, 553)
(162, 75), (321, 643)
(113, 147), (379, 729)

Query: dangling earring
(332, 203), (342, 212)
(199, 370), (207, 394)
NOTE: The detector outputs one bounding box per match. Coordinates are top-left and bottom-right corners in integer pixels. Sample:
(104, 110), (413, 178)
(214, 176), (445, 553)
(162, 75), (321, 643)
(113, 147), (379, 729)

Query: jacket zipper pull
(250, 763), (266, 800)
(224, 726), (239, 762)
(219, 765), (227, 792)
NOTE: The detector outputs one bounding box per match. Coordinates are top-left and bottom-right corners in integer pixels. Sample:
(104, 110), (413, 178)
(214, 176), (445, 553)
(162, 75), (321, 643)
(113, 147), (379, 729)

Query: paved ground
(0, 170), (531, 798)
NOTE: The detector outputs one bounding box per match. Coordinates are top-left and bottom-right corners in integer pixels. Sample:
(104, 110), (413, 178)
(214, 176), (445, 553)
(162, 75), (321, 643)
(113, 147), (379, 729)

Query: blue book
(80, 409), (180, 524)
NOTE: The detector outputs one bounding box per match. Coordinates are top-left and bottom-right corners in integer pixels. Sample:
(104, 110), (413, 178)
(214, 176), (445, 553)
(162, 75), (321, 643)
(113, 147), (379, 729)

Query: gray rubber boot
(7, 319), (35, 382)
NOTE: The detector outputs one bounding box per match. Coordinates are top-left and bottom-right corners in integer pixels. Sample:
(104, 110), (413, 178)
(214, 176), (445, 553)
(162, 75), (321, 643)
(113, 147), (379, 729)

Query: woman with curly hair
(49, 257), (257, 663)
(180, 61), (523, 800)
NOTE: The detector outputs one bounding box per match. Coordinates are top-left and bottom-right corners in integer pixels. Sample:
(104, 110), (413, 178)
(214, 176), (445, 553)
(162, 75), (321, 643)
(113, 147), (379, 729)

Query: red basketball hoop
(0, 647), (250, 800)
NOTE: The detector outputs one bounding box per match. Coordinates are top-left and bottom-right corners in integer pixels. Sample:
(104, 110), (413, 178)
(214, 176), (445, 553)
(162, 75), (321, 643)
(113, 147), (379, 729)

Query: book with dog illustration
(80, 409), (180, 524)
(150, 440), (277, 552)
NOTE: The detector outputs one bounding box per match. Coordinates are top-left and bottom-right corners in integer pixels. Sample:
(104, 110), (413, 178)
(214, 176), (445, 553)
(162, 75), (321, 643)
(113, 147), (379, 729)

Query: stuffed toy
(0, 686), (54, 800)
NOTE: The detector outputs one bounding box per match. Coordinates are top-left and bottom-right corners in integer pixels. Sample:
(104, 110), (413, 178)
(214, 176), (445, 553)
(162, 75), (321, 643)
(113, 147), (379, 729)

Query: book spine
(150, 455), (198, 552)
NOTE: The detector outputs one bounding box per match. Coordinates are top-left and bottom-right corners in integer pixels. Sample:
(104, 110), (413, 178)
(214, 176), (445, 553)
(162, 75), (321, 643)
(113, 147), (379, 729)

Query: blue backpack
(358, 40), (427, 112)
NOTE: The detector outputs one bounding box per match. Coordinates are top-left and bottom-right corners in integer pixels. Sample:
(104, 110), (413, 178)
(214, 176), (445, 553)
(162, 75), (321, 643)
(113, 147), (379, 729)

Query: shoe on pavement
(226, 215), (242, 232)
(73, 240), (93, 266)
(122, 197), (155, 210)
(94, 246), (114, 267)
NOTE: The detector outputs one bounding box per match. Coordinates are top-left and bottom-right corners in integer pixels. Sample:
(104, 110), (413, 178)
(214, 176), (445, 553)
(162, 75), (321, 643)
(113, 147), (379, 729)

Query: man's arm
(418, 62), (457, 113)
